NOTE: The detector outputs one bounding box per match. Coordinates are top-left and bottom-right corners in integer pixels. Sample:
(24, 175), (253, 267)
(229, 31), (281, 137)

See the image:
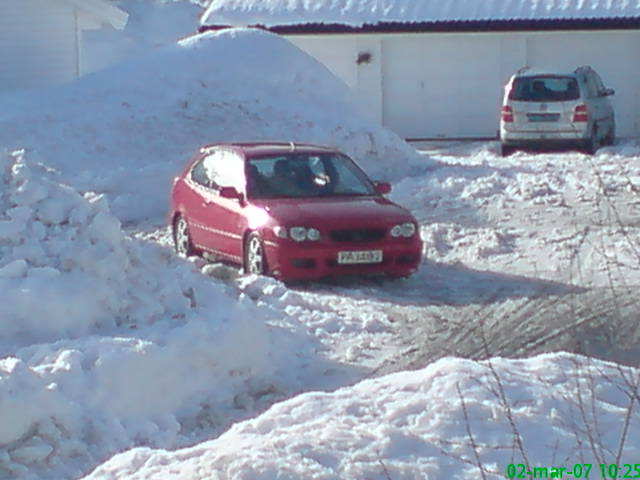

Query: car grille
(330, 228), (386, 243)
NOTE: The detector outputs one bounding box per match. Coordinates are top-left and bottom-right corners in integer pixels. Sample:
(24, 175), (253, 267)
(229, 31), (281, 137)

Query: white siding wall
(0, 0), (78, 91)
(290, 36), (385, 124)
(288, 30), (640, 139)
(382, 34), (502, 138)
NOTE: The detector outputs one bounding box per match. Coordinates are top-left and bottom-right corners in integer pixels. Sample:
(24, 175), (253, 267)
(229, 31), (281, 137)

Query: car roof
(512, 65), (599, 79)
(513, 69), (576, 78)
(200, 142), (340, 157)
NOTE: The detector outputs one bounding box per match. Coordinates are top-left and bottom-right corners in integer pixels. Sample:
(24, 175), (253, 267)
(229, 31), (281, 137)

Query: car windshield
(246, 153), (377, 199)
(509, 76), (580, 102)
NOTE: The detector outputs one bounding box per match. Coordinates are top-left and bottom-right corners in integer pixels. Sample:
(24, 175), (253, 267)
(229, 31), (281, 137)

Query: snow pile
(0, 150), (331, 479)
(0, 149), (189, 343)
(201, 0), (640, 28)
(0, 316), (290, 480)
(0, 28), (427, 224)
(83, 353), (640, 480)
(393, 142), (640, 287)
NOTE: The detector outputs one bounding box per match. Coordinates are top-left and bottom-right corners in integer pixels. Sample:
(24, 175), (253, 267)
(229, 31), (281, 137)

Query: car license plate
(337, 250), (383, 265)
(527, 113), (560, 122)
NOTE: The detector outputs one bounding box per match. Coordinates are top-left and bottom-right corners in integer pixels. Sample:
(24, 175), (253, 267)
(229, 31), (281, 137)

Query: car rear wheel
(583, 128), (598, 155)
(603, 120), (616, 146)
(244, 232), (266, 275)
(174, 215), (194, 257)
(500, 144), (515, 157)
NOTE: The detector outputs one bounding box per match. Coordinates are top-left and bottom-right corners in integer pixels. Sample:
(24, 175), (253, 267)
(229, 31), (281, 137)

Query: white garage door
(381, 34), (502, 139)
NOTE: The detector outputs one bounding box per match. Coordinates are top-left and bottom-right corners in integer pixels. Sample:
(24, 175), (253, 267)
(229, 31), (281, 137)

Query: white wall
(288, 30), (640, 139)
(382, 34), (502, 139)
(290, 36), (382, 126)
(0, 0), (78, 91)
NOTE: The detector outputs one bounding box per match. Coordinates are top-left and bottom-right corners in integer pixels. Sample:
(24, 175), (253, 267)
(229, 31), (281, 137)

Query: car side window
(190, 158), (210, 187)
(202, 150), (245, 192)
(329, 155), (374, 195)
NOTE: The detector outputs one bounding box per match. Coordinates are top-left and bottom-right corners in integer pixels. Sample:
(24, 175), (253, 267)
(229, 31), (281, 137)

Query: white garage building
(201, 0), (640, 140)
(0, 0), (128, 92)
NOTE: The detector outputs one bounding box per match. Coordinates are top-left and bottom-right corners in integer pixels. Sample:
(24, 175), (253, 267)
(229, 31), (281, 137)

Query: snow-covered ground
(398, 140), (640, 289)
(1, 1), (639, 479)
(4, 135), (637, 478)
(82, 353), (640, 480)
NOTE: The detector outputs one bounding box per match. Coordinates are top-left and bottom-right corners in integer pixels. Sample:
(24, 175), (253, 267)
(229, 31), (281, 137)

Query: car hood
(253, 196), (415, 226)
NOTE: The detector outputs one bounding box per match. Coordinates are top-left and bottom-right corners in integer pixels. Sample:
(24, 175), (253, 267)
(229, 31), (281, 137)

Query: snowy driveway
(3, 135), (639, 479)
(142, 140), (640, 376)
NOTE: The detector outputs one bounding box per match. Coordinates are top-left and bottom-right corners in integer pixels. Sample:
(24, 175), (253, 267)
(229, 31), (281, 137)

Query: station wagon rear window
(509, 76), (580, 102)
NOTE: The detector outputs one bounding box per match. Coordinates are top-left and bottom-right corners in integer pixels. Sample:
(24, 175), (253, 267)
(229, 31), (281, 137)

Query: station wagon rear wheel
(603, 120), (615, 146)
(174, 215), (194, 258)
(500, 144), (515, 157)
(583, 127), (598, 155)
(244, 232), (266, 275)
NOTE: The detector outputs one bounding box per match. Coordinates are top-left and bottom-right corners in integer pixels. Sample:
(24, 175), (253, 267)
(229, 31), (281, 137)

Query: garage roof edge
(200, 17), (640, 35)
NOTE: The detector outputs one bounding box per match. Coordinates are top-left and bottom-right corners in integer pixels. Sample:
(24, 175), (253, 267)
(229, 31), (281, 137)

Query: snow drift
(0, 149), (188, 343)
(83, 353), (640, 480)
(0, 28), (428, 224)
(0, 150), (327, 480)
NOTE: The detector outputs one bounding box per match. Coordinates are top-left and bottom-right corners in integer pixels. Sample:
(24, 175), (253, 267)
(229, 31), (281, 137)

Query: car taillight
(573, 104), (589, 122)
(501, 106), (514, 123)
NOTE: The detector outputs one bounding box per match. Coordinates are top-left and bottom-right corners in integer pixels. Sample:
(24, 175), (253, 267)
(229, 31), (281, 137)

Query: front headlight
(288, 226), (321, 242)
(290, 227), (308, 242)
(391, 222), (416, 238)
(307, 228), (321, 241)
(273, 226), (288, 239)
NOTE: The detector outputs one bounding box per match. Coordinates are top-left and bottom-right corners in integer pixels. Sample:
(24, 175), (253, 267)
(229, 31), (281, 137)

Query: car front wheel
(244, 232), (266, 275)
(174, 215), (194, 257)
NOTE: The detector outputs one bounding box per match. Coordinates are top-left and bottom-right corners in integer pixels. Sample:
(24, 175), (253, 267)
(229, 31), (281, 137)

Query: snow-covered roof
(201, 0), (640, 29)
(62, 0), (129, 30)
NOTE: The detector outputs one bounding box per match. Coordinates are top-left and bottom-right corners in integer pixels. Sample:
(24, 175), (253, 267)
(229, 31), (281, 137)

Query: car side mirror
(603, 88), (615, 97)
(374, 181), (391, 195)
(219, 186), (242, 200)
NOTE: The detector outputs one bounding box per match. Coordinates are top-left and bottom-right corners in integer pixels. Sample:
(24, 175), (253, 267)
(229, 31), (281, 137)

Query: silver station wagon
(500, 66), (615, 156)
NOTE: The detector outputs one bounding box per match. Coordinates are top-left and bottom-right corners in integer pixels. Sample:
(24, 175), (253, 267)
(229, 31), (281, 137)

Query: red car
(169, 142), (422, 281)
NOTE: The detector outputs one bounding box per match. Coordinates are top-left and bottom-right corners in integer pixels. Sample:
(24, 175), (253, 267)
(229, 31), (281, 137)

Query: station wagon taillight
(573, 104), (589, 122)
(501, 106), (514, 123)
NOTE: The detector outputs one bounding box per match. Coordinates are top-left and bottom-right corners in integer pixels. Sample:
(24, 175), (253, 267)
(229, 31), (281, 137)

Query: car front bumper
(264, 237), (423, 281)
